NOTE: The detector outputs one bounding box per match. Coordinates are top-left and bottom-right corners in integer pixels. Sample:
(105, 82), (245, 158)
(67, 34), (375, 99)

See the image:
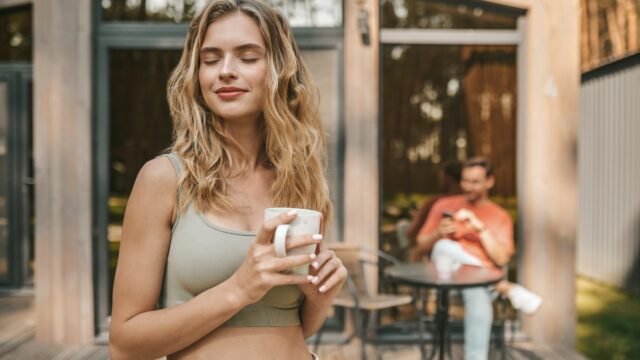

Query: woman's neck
(224, 117), (263, 169)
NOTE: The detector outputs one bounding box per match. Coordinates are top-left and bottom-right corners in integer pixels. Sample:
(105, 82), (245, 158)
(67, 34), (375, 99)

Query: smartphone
(442, 211), (454, 219)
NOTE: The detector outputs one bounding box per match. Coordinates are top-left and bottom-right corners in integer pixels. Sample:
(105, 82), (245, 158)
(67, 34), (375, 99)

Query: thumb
(255, 209), (298, 245)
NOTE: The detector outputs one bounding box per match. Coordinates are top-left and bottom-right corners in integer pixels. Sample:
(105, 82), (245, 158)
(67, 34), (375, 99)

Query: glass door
(0, 3), (34, 290)
(0, 76), (8, 284)
(379, 0), (524, 261)
(0, 68), (34, 288)
(378, 1), (525, 333)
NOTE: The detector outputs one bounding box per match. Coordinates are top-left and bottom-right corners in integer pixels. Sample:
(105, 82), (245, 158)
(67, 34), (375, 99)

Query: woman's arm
(109, 157), (248, 359)
(109, 158), (316, 359)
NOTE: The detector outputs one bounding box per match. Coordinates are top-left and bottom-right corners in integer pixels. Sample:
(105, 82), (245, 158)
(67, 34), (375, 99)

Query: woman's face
(198, 12), (268, 124)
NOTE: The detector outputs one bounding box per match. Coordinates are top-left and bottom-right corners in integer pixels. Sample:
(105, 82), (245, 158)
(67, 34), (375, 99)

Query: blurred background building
(0, 0), (637, 357)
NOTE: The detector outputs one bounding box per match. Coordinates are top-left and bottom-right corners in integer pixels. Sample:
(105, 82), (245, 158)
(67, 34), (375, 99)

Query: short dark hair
(463, 157), (494, 177)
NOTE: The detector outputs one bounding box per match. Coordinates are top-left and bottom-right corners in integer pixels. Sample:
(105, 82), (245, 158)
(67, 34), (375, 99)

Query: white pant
(431, 239), (493, 360)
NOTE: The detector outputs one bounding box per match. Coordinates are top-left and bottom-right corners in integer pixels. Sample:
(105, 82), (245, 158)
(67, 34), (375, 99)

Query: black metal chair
(312, 243), (413, 360)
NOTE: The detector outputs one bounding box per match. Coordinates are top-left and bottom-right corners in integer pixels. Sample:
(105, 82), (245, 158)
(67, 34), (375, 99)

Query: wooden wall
(579, 56), (640, 295)
(343, 0), (379, 292)
(488, 0), (580, 349)
(343, 0), (379, 255)
(33, 0), (94, 344)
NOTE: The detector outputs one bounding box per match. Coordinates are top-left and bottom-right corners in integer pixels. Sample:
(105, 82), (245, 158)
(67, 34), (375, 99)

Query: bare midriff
(168, 326), (311, 360)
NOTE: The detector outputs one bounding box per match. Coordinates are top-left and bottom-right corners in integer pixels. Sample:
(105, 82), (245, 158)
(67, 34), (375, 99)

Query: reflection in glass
(0, 82), (7, 280)
(381, 44), (517, 257)
(0, 5), (32, 62)
(25, 80), (34, 283)
(381, 0), (521, 29)
(101, 0), (342, 27)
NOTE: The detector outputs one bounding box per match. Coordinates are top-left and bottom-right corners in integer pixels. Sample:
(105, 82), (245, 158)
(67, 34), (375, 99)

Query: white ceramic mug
(264, 207), (322, 275)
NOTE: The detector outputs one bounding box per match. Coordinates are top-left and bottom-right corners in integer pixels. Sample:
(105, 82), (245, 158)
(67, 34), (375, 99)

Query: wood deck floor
(0, 294), (586, 360)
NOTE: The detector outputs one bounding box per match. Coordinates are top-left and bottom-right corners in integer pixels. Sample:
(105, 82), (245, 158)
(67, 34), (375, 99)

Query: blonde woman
(108, 1), (346, 359)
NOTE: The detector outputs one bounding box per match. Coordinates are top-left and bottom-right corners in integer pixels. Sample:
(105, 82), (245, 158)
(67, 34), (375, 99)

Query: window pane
(0, 81), (8, 280)
(381, 0), (521, 29)
(101, 0), (343, 27)
(0, 5), (32, 62)
(381, 44), (518, 258)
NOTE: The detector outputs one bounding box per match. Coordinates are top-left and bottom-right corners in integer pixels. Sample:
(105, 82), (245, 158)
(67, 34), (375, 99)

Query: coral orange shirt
(418, 195), (514, 269)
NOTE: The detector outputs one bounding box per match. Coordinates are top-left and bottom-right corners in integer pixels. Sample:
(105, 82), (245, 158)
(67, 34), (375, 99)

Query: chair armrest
(377, 250), (400, 265)
(341, 276), (361, 311)
(357, 248), (401, 267)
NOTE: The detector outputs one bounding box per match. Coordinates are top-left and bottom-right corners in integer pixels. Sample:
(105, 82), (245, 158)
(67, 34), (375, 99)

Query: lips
(215, 86), (247, 100)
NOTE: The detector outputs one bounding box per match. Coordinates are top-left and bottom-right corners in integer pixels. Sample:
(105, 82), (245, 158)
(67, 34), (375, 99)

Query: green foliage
(108, 196), (128, 223)
(577, 277), (640, 360)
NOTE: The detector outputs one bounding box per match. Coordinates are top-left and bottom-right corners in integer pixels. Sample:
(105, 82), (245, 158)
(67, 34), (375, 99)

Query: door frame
(379, 19), (528, 256)
(378, 12), (529, 331)
(0, 63), (33, 289)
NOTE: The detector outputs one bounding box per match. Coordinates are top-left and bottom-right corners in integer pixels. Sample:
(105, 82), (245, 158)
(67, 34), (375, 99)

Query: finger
(269, 253), (316, 273)
(318, 266), (348, 293)
(269, 273), (311, 286)
(255, 209), (298, 245)
(441, 218), (453, 226)
(308, 249), (334, 274)
(442, 226), (456, 235)
(286, 234), (323, 251)
(310, 257), (340, 285)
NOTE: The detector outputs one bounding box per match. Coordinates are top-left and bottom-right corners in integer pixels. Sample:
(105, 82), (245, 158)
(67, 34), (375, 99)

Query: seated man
(414, 157), (540, 360)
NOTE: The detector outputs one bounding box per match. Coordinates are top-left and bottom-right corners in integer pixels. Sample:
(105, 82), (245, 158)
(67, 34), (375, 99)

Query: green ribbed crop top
(159, 153), (304, 327)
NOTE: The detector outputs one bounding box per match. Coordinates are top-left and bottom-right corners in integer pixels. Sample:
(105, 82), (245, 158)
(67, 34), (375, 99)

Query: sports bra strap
(162, 152), (185, 232)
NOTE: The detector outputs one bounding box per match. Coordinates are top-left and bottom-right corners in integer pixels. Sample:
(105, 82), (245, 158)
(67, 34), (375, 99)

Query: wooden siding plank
(33, 0), (94, 343)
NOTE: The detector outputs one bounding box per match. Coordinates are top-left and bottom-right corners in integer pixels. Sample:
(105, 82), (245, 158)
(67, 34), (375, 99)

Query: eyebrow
(200, 43), (265, 55)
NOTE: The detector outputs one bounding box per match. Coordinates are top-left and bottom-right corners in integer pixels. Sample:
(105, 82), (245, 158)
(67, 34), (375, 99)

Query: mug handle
(273, 224), (290, 258)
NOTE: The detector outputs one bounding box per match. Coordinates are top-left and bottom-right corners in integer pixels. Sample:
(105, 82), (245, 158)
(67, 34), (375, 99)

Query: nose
(219, 55), (238, 81)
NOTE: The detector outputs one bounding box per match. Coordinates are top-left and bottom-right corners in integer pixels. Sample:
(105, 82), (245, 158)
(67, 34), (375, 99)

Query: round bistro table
(386, 262), (505, 360)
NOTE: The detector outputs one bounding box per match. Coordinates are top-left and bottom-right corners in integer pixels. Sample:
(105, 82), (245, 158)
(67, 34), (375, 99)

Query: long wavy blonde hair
(167, 0), (332, 222)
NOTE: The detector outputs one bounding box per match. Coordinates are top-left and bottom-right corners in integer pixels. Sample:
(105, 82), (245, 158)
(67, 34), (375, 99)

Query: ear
(486, 175), (496, 189)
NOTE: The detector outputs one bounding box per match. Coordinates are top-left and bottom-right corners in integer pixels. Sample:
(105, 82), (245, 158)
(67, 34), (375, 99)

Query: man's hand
(438, 218), (456, 237)
(454, 209), (485, 232)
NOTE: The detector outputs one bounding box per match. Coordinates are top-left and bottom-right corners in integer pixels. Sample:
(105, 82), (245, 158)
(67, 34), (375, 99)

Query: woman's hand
(229, 210), (320, 305)
(298, 242), (348, 301)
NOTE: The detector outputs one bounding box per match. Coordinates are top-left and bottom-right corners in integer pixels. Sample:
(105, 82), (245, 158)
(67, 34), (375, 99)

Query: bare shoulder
(135, 156), (179, 189)
(125, 156), (179, 221)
